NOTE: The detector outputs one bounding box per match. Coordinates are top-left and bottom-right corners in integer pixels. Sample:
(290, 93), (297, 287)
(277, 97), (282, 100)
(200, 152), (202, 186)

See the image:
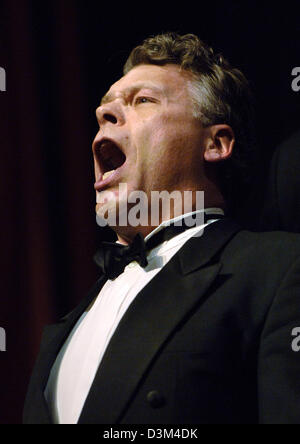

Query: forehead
(101, 64), (192, 104)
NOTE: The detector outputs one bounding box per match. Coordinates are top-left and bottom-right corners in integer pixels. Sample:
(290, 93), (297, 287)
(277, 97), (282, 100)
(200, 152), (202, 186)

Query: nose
(95, 101), (125, 127)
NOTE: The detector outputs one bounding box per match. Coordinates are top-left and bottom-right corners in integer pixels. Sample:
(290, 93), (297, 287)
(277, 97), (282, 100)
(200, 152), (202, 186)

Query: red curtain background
(0, 1), (101, 423)
(0, 0), (299, 423)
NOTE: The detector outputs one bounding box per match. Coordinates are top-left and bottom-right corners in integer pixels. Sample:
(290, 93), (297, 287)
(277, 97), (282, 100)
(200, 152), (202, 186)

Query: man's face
(93, 64), (209, 226)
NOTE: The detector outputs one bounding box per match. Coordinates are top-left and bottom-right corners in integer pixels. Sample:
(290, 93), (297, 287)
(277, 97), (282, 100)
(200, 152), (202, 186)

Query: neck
(115, 225), (158, 245)
(105, 179), (226, 245)
(113, 198), (225, 245)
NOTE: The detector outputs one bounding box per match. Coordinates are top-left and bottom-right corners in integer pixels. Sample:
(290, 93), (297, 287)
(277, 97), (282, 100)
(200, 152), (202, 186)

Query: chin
(95, 195), (130, 229)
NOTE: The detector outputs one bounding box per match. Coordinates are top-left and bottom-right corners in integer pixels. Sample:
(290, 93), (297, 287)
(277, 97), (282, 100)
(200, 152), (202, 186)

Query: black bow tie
(94, 213), (224, 280)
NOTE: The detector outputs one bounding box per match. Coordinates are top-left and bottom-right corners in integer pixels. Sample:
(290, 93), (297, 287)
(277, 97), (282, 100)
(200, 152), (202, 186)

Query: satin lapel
(78, 219), (241, 424)
(178, 218), (241, 274)
(27, 275), (107, 423)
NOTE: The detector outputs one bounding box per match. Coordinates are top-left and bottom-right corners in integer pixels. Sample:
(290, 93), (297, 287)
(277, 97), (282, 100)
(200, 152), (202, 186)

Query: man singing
(24, 32), (300, 424)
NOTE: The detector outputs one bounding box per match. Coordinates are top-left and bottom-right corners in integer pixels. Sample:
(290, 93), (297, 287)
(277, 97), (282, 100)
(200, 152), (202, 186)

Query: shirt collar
(144, 208), (224, 243)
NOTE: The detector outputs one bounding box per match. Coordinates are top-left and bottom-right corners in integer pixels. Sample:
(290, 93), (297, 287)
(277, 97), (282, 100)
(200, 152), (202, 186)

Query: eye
(134, 96), (154, 105)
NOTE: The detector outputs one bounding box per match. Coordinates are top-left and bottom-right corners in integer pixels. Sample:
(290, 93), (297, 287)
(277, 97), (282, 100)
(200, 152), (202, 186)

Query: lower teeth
(103, 170), (115, 180)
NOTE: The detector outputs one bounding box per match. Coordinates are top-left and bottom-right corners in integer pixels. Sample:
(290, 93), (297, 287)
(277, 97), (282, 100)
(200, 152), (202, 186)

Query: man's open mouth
(95, 138), (126, 185)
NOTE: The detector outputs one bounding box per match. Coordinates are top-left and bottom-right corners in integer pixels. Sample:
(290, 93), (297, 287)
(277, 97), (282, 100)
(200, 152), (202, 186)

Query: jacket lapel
(23, 275), (107, 423)
(78, 218), (241, 424)
(40, 275), (107, 386)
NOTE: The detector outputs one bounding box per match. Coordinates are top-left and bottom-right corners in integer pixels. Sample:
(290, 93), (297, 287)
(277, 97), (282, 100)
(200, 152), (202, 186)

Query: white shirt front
(44, 208), (224, 423)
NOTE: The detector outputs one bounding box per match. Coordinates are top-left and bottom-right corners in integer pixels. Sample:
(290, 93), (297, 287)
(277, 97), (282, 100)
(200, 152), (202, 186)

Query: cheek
(134, 115), (178, 157)
(149, 124), (193, 166)
(130, 113), (203, 179)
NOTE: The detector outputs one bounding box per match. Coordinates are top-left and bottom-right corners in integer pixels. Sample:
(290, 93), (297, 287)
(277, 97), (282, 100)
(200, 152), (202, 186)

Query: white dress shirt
(44, 208), (224, 424)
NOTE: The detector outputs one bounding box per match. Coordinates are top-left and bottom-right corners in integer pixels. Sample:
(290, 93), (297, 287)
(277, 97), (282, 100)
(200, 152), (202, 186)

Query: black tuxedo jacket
(23, 219), (300, 424)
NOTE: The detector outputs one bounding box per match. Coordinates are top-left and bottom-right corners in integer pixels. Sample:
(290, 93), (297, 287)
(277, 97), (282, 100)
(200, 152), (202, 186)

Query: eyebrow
(100, 82), (164, 106)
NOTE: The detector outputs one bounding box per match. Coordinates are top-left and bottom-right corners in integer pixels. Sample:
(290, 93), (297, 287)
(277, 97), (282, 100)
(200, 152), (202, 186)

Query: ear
(204, 124), (235, 162)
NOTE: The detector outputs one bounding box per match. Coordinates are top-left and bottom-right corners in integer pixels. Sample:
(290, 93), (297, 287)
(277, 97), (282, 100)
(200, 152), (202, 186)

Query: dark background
(0, 0), (299, 424)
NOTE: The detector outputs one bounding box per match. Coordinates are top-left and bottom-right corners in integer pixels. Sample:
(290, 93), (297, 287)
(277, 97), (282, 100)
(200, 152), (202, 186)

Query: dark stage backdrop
(0, 0), (299, 424)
